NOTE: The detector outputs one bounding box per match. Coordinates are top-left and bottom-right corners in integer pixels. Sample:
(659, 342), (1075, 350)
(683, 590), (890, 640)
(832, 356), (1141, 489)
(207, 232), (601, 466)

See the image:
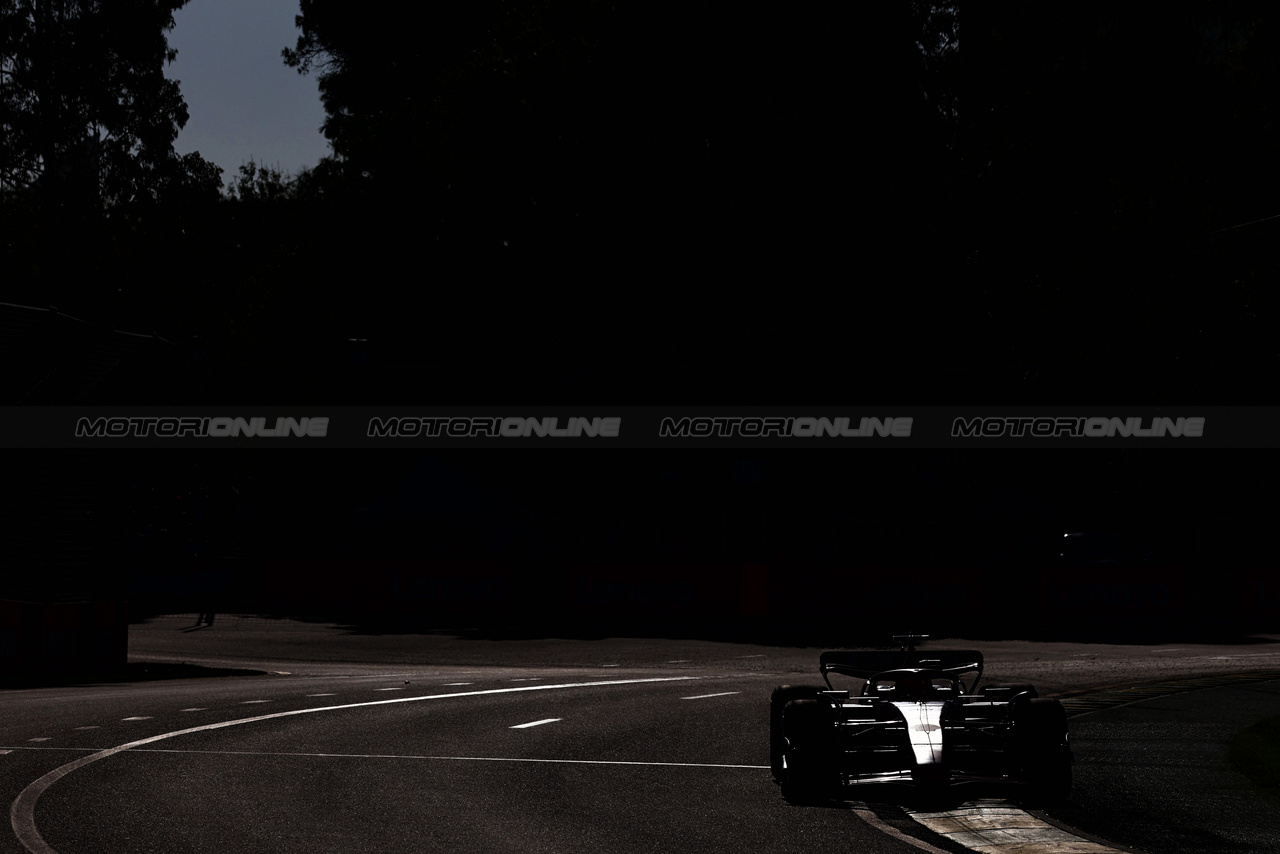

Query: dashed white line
(121, 717), (151, 721)
(10, 676), (701, 854)
(179, 709), (206, 713)
(510, 678), (541, 682)
(240, 700), (271, 704)
(27, 739), (51, 743)
(680, 692), (741, 700)
(442, 683), (472, 687)
(306, 694), (336, 697)
(510, 718), (562, 729)
(375, 687), (406, 691)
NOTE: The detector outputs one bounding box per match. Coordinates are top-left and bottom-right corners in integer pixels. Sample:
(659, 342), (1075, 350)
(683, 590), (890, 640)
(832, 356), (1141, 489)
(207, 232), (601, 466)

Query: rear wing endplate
(820, 649), (984, 691)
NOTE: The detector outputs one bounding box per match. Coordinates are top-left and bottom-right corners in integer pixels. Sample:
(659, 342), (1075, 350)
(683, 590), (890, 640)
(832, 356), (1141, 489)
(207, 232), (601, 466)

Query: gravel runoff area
(129, 614), (1280, 697)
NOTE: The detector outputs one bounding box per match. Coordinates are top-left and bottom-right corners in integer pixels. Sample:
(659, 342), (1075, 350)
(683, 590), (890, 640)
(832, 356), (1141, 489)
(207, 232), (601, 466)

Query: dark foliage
(2, 0), (225, 336)
(4, 2), (1278, 394)
(277, 3), (963, 366)
(963, 2), (1280, 365)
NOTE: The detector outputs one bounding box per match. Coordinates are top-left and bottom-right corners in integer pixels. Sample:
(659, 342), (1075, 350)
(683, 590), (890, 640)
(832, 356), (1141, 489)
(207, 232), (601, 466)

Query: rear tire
(780, 698), (836, 803)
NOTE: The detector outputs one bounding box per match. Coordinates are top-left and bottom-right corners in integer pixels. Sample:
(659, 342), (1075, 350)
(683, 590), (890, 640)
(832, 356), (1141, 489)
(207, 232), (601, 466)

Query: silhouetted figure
(197, 611), (216, 627)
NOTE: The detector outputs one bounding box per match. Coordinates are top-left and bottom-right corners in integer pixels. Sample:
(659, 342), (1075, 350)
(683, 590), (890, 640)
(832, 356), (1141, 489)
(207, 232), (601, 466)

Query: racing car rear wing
(819, 649), (984, 691)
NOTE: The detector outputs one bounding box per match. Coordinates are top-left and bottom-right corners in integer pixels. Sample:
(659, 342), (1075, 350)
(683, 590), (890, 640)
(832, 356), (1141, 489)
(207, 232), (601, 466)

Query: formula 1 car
(770, 636), (1071, 805)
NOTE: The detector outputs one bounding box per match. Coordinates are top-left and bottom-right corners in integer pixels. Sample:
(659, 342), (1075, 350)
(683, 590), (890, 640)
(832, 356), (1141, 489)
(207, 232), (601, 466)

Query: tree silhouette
(1, 0), (222, 212)
(281, 3), (963, 365)
(963, 2), (1280, 363)
(1, 0), (228, 337)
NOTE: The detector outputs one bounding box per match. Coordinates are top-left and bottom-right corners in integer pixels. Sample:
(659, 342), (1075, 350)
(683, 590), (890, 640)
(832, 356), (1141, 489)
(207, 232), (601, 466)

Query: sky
(163, 0), (330, 185)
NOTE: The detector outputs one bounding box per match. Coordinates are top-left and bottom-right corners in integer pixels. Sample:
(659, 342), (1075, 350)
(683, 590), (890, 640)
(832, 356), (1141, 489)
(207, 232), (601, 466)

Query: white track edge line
(121, 748), (771, 769)
(9, 676), (699, 854)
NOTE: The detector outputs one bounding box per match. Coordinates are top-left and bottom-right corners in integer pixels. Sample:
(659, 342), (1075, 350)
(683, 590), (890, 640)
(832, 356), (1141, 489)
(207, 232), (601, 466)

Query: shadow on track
(2, 661), (268, 689)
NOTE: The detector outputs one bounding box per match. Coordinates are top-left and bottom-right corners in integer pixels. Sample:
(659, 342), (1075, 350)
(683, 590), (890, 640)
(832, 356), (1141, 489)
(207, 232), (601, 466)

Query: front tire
(770, 685), (824, 782)
(1014, 699), (1072, 805)
(780, 698), (837, 803)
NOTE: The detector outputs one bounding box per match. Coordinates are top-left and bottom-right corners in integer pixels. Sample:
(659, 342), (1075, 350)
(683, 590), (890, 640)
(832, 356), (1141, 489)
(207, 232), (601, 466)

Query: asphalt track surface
(2, 617), (1279, 854)
(1054, 678), (1280, 853)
